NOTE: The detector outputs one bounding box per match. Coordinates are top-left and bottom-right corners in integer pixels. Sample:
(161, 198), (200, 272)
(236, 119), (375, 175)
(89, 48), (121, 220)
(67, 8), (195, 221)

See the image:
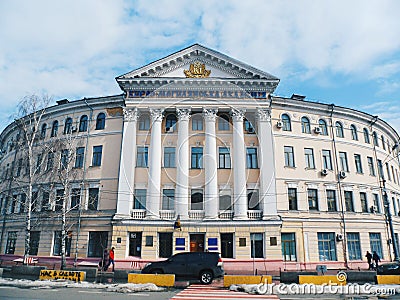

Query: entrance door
(221, 233), (234, 258)
(190, 234), (205, 252)
(159, 232), (173, 258)
(129, 232), (142, 257)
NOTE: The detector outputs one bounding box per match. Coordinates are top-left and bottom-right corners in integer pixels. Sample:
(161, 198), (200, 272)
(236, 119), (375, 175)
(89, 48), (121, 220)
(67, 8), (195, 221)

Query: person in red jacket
(106, 247), (115, 272)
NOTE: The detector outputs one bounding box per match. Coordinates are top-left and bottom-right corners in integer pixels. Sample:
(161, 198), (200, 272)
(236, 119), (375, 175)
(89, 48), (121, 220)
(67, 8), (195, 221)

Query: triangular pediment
(117, 44), (279, 81)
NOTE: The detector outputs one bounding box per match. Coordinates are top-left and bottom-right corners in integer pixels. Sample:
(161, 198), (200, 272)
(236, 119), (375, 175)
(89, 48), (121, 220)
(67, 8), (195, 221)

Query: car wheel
(200, 270), (213, 284)
(151, 269), (163, 274)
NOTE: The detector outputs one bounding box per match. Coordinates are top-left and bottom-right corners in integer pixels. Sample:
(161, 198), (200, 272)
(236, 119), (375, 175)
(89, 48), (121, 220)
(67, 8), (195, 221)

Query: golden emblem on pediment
(184, 61), (211, 78)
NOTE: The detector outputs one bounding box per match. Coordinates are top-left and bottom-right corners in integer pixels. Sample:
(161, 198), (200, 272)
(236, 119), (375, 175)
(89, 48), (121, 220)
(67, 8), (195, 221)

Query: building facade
(1, 44), (400, 271)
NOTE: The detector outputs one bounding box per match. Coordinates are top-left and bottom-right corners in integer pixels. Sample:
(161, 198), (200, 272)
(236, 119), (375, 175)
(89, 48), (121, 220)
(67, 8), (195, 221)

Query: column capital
(176, 108), (191, 121)
(149, 108), (164, 122)
(203, 108), (218, 122)
(231, 108), (246, 122)
(256, 108), (271, 122)
(123, 108), (139, 122)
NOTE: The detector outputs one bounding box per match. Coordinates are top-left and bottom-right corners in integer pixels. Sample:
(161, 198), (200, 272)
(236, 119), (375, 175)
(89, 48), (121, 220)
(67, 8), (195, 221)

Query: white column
(116, 108), (139, 217)
(232, 109), (248, 219)
(203, 108), (219, 219)
(257, 108), (278, 219)
(175, 108), (191, 220)
(146, 108), (164, 219)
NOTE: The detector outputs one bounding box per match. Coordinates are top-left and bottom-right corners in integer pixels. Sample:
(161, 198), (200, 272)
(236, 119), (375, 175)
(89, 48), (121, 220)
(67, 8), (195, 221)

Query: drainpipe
(328, 104), (348, 268)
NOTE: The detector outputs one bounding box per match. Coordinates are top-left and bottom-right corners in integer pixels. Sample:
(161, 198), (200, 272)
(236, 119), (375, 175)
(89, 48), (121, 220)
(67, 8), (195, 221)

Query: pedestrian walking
(365, 251), (373, 270)
(372, 251), (381, 269)
(106, 247), (115, 272)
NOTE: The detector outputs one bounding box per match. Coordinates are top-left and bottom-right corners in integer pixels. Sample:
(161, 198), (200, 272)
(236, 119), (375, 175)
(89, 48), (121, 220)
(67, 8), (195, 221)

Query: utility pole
(382, 179), (400, 261)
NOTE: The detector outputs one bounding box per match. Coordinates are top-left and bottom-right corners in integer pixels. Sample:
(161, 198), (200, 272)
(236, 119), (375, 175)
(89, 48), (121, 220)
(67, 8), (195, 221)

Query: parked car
(141, 252), (224, 284)
(377, 262), (400, 275)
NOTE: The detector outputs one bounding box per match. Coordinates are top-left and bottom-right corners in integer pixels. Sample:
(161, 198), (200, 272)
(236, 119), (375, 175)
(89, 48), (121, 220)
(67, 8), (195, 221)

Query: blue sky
(1, 0), (400, 133)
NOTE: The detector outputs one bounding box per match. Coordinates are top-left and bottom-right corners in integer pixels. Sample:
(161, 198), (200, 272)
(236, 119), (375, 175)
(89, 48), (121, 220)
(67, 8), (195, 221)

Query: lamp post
(382, 179), (400, 261)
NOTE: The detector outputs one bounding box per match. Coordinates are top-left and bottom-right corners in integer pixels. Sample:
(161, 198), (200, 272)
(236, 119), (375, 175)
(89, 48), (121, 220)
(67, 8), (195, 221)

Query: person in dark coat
(365, 251), (373, 270)
(372, 251), (381, 269)
(102, 249), (109, 271)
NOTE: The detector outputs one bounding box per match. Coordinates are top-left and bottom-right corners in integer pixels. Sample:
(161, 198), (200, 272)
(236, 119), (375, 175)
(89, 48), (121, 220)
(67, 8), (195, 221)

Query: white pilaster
(175, 108), (191, 220)
(203, 108), (219, 219)
(146, 108), (164, 219)
(257, 108), (278, 218)
(116, 108), (139, 217)
(232, 109), (248, 219)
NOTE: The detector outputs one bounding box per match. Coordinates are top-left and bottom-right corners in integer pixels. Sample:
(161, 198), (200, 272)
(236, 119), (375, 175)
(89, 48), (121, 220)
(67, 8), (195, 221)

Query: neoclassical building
(1, 44), (399, 271)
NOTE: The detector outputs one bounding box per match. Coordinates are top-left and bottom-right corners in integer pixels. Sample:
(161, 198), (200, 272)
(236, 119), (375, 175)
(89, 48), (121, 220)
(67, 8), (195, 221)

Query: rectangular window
(41, 191), (50, 211)
(29, 231), (40, 256)
(322, 150), (332, 170)
(246, 148), (258, 169)
(16, 158), (23, 177)
(344, 191), (354, 212)
(36, 153), (43, 174)
(392, 166), (397, 184)
(75, 147), (85, 168)
(219, 147), (231, 169)
(191, 116), (203, 131)
(88, 231), (108, 257)
(347, 233), (362, 260)
(162, 189), (175, 210)
(367, 157), (375, 176)
(304, 148), (315, 169)
(284, 146), (295, 167)
(247, 189), (260, 210)
(53, 231), (72, 257)
(191, 189), (203, 210)
(191, 147), (203, 169)
(92, 145), (103, 167)
(163, 147), (175, 168)
(308, 189), (318, 210)
(282, 233), (297, 261)
(327, 190), (337, 212)
(134, 189), (146, 209)
(369, 232), (383, 259)
(46, 152), (54, 171)
(373, 194), (381, 213)
(19, 194), (26, 213)
(354, 154), (363, 173)
(250, 233), (264, 258)
(360, 192), (368, 213)
(386, 163), (391, 181)
(60, 149), (69, 170)
(377, 159), (384, 179)
(5, 231), (17, 254)
(288, 188), (298, 210)
(219, 190), (232, 211)
(136, 146), (148, 167)
(318, 232), (337, 261)
(88, 188), (99, 210)
(70, 188), (80, 210)
(339, 152), (349, 172)
(55, 189), (64, 212)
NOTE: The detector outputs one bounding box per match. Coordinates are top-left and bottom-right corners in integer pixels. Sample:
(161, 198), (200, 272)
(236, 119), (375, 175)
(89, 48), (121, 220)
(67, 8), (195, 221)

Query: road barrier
(127, 273), (175, 287)
(223, 275), (272, 287)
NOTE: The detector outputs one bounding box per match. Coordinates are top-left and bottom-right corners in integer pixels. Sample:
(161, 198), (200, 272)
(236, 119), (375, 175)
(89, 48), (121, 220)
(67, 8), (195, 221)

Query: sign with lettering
(39, 270), (86, 282)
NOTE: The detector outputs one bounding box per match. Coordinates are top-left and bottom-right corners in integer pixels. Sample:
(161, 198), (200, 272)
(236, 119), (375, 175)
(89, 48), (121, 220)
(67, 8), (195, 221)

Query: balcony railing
(219, 211), (234, 219)
(247, 210), (262, 219)
(189, 210), (205, 219)
(131, 209), (146, 219)
(160, 210), (175, 220)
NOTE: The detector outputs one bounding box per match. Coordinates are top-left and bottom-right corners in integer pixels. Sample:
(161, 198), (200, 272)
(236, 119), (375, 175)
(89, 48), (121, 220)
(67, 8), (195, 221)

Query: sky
(0, 0), (400, 133)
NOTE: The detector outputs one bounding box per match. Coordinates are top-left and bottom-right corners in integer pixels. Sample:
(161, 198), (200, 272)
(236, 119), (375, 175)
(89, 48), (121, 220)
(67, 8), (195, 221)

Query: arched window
(79, 115), (88, 132)
(51, 120), (58, 137)
(318, 119), (328, 135)
(95, 112), (106, 130)
(281, 114), (291, 131)
(381, 135), (386, 150)
(191, 114), (203, 131)
(165, 114), (177, 132)
(373, 132), (379, 147)
(218, 114), (230, 131)
(350, 124), (358, 140)
(363, 128), (370, 144)
(40, 123), (47, 139)
(138, 114), (150, 131)
(301, 117), (311, 134)
(191, 190), (204, 210)
(335, 121), (344, 138)
(64, 117), (73, 134)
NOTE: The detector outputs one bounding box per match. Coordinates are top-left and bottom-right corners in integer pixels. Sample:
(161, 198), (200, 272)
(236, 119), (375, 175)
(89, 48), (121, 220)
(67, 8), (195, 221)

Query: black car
(141, 252), (224, 284)
(377, 262), (400, 275)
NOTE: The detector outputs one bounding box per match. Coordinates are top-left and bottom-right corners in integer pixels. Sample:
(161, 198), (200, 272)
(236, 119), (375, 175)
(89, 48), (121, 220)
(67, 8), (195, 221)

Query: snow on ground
(0, 278), (164, 293)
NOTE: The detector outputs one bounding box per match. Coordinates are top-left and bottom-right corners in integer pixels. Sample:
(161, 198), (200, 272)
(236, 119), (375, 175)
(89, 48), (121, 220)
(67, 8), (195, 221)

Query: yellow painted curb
(298, 275), (346, 285)
(223, 275), (272, 287)
(128, 274), (175, 287)
(376, 275), (400, 284)
(39, 270), (86, 282)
